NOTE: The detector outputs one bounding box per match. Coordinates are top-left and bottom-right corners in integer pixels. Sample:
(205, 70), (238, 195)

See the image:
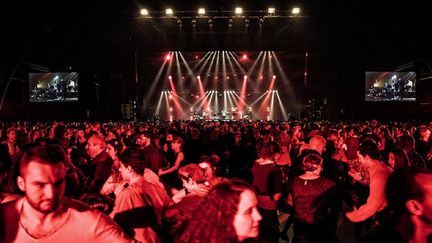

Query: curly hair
(257, 141), (280, 160)
(301, 153), (323, 172)
(177, 179), (256, 243)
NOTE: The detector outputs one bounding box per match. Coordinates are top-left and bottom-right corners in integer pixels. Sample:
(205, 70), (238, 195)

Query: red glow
(165, 54), (171, 61)
(242, 54), (248, 60)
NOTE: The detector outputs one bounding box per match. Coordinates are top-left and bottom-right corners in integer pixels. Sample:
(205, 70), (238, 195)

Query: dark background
(1, 0), (431, 121)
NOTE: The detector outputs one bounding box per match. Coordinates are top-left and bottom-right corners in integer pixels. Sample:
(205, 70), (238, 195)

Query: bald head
(86, 134), (106, 158)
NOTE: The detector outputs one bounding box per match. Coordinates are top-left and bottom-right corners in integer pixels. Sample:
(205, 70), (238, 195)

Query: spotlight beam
(254, 51), (267, 91)
(276, 91), (289, 120)
(145, 56), (168, 108)
(154, 91), (165, 117)
(204, 51), (217, 86)
(214, 51), (221, 88)
(246, 51), (264, 78)
(222, 51), (228, 91)
(194, 51), (212, 71)
(270, 90), (275, 120)
(175, 52), (184, 91)
(250, 90), (269, 106)
(228, 51), (246, 74)
(223, 91), (228, 112)
(271, 51), (298, 108)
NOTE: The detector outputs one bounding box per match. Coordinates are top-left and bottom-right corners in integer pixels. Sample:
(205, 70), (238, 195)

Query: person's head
(29, 129), (42, 143)
(105, 139), (123, 161)
(386, 167), (432, 225)
(418, 126), (431, 142)
(17, 145), (67, 214)
(135, 132), (151, 147)
(396, 134), (416, 153)
(309, 135), (326, 154)
(178, 163), (206, 191)
(118, 147), (145, 180)
(76, 129), (86, 139)
(301, 152), (323, 175)
(166, 133), (174, 142)
(7, 128), (17, 143)
(86, 134), (106, 159)
(259, 141), (280, 161)
(199, 155), (221, 181)
(357, 139), (381, 167)
(53, 124), (66, 139)
(179, 179), (262, 242)
(386, 149), (409, 169)
(171, 136), (184, 151)
(190, 128), (200, 139)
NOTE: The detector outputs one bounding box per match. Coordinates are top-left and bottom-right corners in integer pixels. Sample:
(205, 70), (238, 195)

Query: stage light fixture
(140, 9), (149, 16)
(268, 8), (276, 15)
(292, 7), (301, 15)
(208, 18), (214, 28)
(245, 18), (250, 27)
(169, 75), (172, 79)
(197, 75), (201, 79)
(191, 18), (197, 28)
(228, 18), (233, 28)
(165, 8), (174, 16)
(242, 54), (248, 60)
(235, 7), (243, 15)
(177, 18), (182, 27)
(273, 75), (276, 79)
(258, 17), (264, 27)
(244, 75), (247, 79)
(198, 8), (206, 15)
(165, 54), (171, 61)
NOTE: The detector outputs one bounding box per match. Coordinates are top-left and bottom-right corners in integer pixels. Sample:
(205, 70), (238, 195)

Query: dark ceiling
(1, 0), (431, 120)
(2, 0), (431, 70)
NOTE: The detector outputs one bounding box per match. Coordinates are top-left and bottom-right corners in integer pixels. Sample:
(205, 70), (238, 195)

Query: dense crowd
(1, 119), (432, 242)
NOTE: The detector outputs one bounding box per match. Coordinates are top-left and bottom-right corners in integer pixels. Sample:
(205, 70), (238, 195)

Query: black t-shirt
(288, 176), (342, 225)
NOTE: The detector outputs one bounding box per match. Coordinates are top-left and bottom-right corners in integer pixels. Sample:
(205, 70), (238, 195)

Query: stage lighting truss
(136, 8), (306, 26)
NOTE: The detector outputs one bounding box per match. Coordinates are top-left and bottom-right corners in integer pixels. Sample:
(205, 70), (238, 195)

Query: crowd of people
(0, 119), (432, 242)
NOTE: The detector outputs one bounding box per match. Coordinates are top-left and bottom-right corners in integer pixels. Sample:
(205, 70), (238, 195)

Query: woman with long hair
(159, 136), (185, 193)
(100, 139), (124, 196)
(178, 179), (262, 243)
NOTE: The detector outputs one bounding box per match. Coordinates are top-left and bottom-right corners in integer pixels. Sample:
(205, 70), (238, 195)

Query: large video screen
(29, 72), (78, 102)
(365, 71), (416, 101)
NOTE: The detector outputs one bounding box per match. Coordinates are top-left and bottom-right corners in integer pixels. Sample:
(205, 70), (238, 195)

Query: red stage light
(165, 54), (171, 61)
(242, 54), (248, 60)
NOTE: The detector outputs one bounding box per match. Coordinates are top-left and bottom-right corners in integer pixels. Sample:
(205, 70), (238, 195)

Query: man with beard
(0, 145), (132, 242)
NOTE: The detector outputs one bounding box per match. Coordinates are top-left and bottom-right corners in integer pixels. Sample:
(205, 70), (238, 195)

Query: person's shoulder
(65, 198), (115, 223)
(0, 197), (21, 211)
